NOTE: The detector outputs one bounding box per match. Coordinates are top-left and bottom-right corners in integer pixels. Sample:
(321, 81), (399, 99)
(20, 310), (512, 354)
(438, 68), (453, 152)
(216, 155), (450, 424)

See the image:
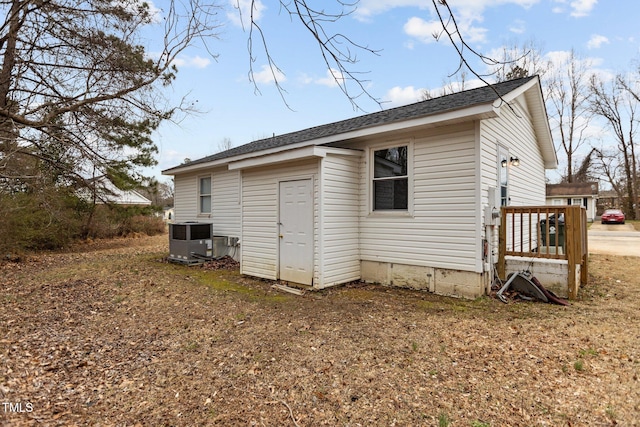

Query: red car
(601, 209), (625, 224)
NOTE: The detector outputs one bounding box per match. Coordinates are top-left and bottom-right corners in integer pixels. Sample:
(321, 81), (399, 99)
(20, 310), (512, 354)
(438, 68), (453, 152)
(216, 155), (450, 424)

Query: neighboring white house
(163, 206), (175, 222)
(546, 182), (598, 222)
(80, 176), (152, 206)
(163, 76), (557, 299)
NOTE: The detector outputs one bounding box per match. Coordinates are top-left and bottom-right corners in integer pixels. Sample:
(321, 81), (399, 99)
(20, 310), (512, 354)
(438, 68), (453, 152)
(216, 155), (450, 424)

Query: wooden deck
(498, 205), (588, 299)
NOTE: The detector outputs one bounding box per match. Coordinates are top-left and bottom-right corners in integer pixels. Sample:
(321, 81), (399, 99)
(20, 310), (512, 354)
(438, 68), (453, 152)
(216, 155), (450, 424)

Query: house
(163, 76), (557, 299)
(546, 182), (598, 221)
(80, 176), (152, 206)
(163, 206), (175, 222)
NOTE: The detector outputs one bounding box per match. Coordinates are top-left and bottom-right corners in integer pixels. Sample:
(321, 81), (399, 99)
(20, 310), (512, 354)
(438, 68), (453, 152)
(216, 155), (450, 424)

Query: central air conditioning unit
(168, 222), (214, 263)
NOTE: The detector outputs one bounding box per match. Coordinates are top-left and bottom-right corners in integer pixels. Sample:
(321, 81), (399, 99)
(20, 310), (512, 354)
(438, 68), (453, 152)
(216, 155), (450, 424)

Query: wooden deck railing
(498, 205), (588, 299)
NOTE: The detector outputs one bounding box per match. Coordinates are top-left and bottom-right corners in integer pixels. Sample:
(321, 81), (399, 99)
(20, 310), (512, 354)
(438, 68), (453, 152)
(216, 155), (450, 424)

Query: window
(199, 176), (211, 214)
(552, 199), (563, 205)
(571, 198), (583, 207)
(372, 145), (408, 210)
(498, 148), (509, 206)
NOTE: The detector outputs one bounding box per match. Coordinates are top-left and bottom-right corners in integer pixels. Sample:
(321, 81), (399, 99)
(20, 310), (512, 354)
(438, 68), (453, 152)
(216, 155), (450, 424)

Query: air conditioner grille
(172, 224), (187, 240)
(190, 224), (212, 239)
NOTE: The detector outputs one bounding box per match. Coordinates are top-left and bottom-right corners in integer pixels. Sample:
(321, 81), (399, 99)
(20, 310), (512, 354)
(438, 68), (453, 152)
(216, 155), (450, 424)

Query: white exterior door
(278, 179), (313, 285)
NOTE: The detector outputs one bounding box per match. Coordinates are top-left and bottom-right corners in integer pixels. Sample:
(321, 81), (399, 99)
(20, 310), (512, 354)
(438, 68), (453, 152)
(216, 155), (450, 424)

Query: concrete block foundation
(361, 261), (485, 299)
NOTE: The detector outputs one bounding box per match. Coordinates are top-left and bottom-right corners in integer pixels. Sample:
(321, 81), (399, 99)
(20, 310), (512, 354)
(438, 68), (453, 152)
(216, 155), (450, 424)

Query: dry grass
(1, 235), (638, 426)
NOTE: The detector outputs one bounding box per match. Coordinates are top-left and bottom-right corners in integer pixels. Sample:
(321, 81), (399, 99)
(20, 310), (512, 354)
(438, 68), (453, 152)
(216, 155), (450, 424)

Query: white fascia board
(228, 146), (323, 170)
(319, 147), (364, 156)
(164, 103), (497, 176)
(492, 77), (538, 107)
(494, 77), (557, 169)
(162, 160), (230, 176)
(227, 146), (364, 171)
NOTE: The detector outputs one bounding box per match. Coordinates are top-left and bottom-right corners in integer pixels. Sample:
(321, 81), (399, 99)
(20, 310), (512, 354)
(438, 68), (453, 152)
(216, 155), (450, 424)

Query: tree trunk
(0, 0), (21, 149)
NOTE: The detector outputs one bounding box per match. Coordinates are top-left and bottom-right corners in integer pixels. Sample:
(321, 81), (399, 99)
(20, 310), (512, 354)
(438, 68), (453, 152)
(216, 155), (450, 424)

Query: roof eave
(495, 77), (557, 169)
(162, 103), (498, 176)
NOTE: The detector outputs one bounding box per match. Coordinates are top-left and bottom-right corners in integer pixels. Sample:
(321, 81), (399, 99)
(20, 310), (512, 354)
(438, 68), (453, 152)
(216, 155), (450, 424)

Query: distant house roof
(164, 76), (555, 175)
(80, 176), (152, 205)
(546, 182), (599, 197)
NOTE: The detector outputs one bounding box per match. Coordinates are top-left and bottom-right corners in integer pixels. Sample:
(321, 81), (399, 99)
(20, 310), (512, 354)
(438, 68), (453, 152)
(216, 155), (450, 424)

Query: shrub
(0, 189), (85, 254)
(0, 189), (165, 255)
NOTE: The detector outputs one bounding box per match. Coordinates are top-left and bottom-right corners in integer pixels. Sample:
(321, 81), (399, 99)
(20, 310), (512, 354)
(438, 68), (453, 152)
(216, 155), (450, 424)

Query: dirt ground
(1, 234), (638, 426)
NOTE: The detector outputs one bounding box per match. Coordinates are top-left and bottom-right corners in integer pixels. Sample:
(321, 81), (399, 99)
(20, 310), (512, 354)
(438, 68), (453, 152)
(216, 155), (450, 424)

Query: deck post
(498, 207), (507, 280)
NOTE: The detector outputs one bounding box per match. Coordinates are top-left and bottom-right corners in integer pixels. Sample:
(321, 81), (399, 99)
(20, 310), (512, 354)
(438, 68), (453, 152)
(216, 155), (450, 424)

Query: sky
(144, 0), (640, 182)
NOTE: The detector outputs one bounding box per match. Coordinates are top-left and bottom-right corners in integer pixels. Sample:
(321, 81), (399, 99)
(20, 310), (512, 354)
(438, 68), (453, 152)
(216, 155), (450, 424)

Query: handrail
(498, 205), (588, 299)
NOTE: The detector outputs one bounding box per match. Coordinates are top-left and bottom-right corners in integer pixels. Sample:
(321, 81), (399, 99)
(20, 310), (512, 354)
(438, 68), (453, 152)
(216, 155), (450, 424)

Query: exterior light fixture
(501, 156), (520, 167)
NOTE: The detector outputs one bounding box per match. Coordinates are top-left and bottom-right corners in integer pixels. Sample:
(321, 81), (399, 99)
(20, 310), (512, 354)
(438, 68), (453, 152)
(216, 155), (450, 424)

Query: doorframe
(276, 175), (316, 284)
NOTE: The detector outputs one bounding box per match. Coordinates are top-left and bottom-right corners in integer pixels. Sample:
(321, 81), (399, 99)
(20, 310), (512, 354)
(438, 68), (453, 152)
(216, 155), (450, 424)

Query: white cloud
(543, 50), (613, 86)
(587, 34), (609, 49)
(172, 55), (211, 69)
(383, 79), (487, 107)
(544, 50), (603, 69)
(553, 0), (597, 17)
(314, 68), (345, 88)
(252, 64), (286, 84)
(354, 0), (431, 21)
(403, 17), (444, 44)
(227, 0), (266, 28)
(356, 0), (539, 21)
(383, 86), (425, 107)
(147, 52), (212, 69)
(404, 15), (488, 45)
(569, 0), (597, 17)
(400, 1), (538, 46)
(509, 19), (526, 34)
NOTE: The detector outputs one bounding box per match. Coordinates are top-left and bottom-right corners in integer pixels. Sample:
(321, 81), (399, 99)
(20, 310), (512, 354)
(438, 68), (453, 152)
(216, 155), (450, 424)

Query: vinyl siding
(173, 172), (198, 221)
(173, 168), (241, 236)
(480, 97), (546, 206)
(319, 153), (361, 287)
(211, 170), (241, 237)
(240, 160), (319, 281)
(359, 123), (479, 272)
(480, 95), (548, 253)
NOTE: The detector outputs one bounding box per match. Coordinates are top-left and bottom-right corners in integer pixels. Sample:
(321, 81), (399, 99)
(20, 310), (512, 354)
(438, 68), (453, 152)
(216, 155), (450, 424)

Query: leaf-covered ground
(1, 235), (638, 426)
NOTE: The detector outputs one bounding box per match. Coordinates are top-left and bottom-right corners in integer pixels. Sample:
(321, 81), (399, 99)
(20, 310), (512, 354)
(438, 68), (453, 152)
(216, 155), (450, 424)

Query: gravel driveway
(588, 222), (640, 257)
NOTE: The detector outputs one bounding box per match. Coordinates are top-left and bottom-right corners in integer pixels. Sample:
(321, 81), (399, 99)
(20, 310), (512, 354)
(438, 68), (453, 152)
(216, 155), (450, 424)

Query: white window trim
(498, 146), (509, 207)
(367, 141), (414, 217)
(198, 174), (212, 217)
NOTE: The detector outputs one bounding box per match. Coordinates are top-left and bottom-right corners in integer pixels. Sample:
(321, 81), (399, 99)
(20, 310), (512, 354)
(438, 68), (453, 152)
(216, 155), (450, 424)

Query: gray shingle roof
(546, 182), (599, 197)
(169, 76), (536, 170)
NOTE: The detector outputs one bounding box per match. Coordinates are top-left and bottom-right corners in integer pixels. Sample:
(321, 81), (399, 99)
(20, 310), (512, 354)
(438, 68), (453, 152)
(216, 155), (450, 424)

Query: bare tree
(546, 50), (594, 183)
(572, 147), (597, 183)
(217, 137), (234, 153)
(590, 74), (639, 219)
(0, 0), (222, 193)
(593, 147), (624, 198)
(491, 38), (548, 83)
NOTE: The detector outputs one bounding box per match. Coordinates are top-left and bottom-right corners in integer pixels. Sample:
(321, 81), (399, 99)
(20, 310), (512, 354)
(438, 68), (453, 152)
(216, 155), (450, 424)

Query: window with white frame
(372, 145), (408, 210)
(552, 199), (564, 205)
(498, 148), (509, 206)
(199, 176), (211, 214)
(571, 198), (583, 207)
